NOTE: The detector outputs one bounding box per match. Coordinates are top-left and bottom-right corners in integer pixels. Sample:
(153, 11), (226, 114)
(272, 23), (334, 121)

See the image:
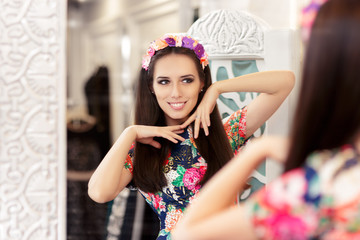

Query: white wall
(0, 1), (67, 239)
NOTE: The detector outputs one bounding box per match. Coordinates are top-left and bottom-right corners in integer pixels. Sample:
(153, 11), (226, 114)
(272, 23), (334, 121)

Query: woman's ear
(149, 85), (155, 94)
(200, 81), (205, 92)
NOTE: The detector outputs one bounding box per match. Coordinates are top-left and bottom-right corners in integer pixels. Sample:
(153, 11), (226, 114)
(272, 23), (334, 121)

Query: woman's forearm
(88, 126), (136, 203)
(212, 70), (295, 138)
(213, 70), (295, 96)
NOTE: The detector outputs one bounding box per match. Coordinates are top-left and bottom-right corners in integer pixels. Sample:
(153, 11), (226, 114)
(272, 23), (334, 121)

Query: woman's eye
(158, 80), (169, 85)
(182, 78), (194, 83)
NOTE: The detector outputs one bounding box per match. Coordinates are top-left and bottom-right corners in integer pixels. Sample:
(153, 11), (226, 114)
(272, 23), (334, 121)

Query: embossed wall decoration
(188, 9), (270, 58)
(0, 1), (66, 239)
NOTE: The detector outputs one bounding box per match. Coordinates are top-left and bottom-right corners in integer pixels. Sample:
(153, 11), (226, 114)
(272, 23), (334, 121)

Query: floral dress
(124, 107), (247, 240)
(245, 144), (360, 240)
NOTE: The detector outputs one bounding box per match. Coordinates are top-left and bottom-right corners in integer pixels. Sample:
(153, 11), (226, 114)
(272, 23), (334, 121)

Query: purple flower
(193, 44), (205, 59)
(182, 37), (195, 49)
(164, 37), (176, 47)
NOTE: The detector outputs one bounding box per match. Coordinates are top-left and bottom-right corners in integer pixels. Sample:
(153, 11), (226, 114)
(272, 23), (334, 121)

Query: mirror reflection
(66, 0), (302, 239)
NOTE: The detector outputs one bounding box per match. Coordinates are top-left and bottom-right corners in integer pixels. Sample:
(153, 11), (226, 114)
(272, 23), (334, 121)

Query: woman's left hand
(181, 83), (220, 138)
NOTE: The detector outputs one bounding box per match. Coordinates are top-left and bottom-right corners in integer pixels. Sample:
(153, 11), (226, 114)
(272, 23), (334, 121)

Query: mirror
(66, 0), (301, 239)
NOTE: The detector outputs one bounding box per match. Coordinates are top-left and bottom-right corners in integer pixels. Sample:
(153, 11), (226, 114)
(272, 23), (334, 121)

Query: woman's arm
(182, 70), (295, 139)
(88, 125), (185, 203)
(172, 136), (289, 240)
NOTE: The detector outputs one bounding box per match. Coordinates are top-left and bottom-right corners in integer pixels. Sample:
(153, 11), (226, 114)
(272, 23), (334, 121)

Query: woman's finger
(168, 131), (186, 142)
(149, 140), (161, 149)
(181, 114), (196, 128)
(205, 109), (211, 127)
(173, 129), (185, 134)
(167, 125), (184, 132)
(202, 116), (209, 136)
(160, 133), (179, 144)
(159, 128), (185, 143)
(194, 114), (201, 139)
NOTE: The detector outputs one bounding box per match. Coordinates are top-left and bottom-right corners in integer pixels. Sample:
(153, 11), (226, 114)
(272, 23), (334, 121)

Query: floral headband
(142, 34), (209, 70)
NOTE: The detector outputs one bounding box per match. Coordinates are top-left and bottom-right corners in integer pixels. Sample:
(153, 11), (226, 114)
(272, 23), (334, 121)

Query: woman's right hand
(181, 83), (220, 138)
(242, 136), (290, 164)
(132, 125), (186, 148)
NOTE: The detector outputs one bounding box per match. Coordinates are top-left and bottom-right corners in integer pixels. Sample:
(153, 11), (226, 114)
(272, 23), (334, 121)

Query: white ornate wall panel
(0, 1), (66, 240)
(188, 9), (270, 59)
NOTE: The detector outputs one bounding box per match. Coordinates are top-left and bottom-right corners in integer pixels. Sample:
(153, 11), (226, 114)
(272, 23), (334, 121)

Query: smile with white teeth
(169, 102), (186, 109)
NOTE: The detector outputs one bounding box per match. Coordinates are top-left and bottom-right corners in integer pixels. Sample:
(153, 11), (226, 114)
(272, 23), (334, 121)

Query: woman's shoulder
(305, 144), (359, 174)
(304, 144), (360, 204)
(222, 106), (248, 125)
(253, 144), (359, 203)
(246, 144), (360, 240)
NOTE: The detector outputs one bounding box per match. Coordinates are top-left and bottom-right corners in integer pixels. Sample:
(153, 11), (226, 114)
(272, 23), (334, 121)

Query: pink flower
(183, 168), (204, 190)
(263, 213), (308, 240)
(151, 194), (165, 211)
(147, 47), (155, 57)
(141, 55), (151, 70)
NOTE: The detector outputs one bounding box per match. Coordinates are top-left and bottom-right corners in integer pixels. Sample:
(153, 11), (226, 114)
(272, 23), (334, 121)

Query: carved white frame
(0, 1), (67, 239)
(188, 9), (270, 60)
(188, 9), (298, 184)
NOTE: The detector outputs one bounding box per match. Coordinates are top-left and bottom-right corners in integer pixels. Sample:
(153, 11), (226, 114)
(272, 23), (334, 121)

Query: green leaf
(177, 165), (186, 175)
(172, 176), (184, 187)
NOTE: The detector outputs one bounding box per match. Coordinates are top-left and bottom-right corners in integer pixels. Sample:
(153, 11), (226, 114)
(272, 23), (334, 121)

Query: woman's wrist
(210, 81), (221, 96)
(116, 125), (137, 145)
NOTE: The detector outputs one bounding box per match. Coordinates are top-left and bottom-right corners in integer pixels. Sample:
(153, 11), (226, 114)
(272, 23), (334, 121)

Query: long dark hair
(285, 0), (360, 171)
(133, 47), (234, 192)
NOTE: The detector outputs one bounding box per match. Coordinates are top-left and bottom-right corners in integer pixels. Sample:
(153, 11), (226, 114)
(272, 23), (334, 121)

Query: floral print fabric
(245, 144), (360, 240)
(125, 107), (247, 240)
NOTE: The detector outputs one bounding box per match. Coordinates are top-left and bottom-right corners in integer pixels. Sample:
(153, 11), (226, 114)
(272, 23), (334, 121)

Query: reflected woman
(88, 34), (294, 240)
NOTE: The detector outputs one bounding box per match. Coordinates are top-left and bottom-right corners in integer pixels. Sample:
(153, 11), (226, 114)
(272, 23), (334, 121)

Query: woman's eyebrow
(156, 76), (169, 80)
(155, 74), (195, 80)
(180, 74), (195, 78)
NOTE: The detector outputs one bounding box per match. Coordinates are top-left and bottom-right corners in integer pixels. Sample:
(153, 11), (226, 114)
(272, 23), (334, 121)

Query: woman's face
(152, 53), (204, 126)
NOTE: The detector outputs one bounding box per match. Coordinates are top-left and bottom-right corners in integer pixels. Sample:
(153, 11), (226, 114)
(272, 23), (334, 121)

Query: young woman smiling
(88, 34), (294, 240)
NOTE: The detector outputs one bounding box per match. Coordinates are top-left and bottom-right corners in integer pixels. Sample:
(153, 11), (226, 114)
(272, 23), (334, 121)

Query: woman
(172, 0), (360, 239)
(88, 34), (294, 239)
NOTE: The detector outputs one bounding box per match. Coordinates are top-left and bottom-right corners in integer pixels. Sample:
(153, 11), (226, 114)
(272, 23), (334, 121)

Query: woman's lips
(168, 102), (186, 110)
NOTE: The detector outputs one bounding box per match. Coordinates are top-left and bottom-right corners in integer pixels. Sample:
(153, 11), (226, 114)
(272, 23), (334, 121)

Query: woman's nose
(171, 83), (182, 97)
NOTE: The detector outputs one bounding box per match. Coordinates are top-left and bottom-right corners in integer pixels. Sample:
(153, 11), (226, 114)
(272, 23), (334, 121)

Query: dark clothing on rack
(67, 65), (112, 240)
(84, 66), (111, 158)
(67, 121), (108, 240)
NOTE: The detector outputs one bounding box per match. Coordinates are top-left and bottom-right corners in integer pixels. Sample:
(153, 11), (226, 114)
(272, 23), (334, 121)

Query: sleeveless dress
(245, 144), (360, 240)
(125, 107), (247, 240)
